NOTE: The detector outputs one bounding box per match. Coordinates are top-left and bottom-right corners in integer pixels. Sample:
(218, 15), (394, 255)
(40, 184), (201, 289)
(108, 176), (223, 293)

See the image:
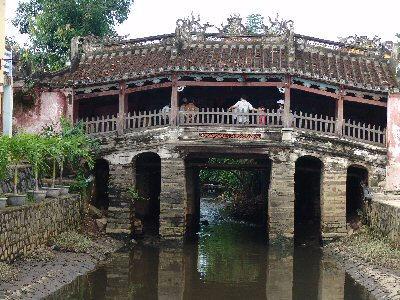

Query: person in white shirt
(161, 104), (171, 124)
(228, 95), (258, 124)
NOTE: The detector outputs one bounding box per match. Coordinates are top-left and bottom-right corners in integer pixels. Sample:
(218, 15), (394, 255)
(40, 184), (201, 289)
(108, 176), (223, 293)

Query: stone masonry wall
(268, 158), (295, 239)
(159, 156), (186, 242)
(321, 157), (348, 241)
(367, 199), (400, 247)
(107, 163), (134, 235)
(0, 195), (82, 262)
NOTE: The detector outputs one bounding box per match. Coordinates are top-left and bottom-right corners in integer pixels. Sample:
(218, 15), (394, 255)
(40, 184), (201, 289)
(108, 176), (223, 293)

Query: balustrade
(77, 109), (386, 146)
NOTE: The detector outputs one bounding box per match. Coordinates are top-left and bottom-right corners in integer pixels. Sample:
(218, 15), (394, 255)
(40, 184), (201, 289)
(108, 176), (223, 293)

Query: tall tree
(246, 14), (264, 34)
(13, 0), (134, 72)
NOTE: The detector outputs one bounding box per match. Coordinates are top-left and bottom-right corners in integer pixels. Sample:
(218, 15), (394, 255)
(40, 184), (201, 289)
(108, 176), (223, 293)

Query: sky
(4, 0), (399, 45)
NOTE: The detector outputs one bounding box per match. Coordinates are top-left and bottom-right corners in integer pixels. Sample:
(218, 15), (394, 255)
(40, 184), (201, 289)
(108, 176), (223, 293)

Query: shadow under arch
(346, 164), (368, 223)
(294, 155), (323, 246)
(92, 158), (110, 210)
(133, 152), (161, 235)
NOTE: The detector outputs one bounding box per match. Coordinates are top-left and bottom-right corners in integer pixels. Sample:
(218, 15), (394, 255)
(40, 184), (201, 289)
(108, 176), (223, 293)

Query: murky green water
(47, 199), (375, 300)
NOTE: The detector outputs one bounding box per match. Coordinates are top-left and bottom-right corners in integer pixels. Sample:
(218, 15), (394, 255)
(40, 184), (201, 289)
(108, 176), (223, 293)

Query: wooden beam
(187, 162), (269, 170)
(344, 95), (387, 107)
(125, 82), (172, 94)
(177, 81), (286, 87)
(75, 89), (119, 100)
(291, 83), (339, 99)
(74, 82), (173, 100)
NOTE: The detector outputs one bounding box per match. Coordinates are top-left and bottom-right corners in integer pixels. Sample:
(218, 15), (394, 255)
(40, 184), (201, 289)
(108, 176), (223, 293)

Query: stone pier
(321, 157), (348, 241)
(268, 157), (295, 240)
(106, 163), (135, 235)
(159, 154), (186, 242)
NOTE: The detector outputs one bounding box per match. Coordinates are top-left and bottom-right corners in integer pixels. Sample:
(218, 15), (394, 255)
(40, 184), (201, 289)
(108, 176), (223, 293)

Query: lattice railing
(80, 114), (118, 134)
(343, 120), (386, 145)
(78, 110), (386, 146)
(292, 111), (336, 134)
(125, 110), (170, 130)
(178, 108), (282, 127)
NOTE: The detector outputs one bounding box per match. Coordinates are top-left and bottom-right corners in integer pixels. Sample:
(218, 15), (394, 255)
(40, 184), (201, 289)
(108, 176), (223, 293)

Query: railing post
(170, 75), (178, 126)
(283, 75), (291, 128)
(118, 81), (127, 134)
(335, 87), (344, 137)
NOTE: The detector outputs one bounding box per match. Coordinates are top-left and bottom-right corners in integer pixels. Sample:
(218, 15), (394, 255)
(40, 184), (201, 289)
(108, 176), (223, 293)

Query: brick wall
(0, 195), (82, 262)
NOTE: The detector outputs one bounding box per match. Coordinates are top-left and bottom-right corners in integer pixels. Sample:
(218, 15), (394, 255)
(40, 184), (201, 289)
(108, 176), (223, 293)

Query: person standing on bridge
(228, 95), (258, 124)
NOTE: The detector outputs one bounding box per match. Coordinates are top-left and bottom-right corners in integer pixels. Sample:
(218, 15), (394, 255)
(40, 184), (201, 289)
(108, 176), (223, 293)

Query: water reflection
(47, 199), (375, 300)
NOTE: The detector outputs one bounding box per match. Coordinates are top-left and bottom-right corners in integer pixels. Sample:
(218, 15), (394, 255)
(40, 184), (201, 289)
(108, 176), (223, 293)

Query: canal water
(47, 198), (375, 300)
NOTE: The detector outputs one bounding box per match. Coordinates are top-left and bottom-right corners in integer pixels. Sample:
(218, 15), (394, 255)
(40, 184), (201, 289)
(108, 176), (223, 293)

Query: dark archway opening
(134, 152), (161, 235)
(92, 159), (110, 210)
(346, 166), (368, 222)
(294, 156), (322, 246)
(185, 154), (272, 238)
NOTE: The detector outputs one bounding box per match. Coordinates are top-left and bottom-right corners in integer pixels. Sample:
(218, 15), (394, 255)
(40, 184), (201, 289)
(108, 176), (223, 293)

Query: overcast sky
(5, 0), (399, 45)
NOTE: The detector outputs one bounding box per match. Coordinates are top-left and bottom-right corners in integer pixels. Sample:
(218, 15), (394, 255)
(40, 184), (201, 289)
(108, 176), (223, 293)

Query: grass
(50, 231), (92, 253)
(335, 227), (400, 269)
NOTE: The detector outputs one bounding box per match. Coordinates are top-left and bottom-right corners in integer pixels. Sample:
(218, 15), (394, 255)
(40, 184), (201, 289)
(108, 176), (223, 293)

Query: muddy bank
(325, 233), (400, 300)
(0, 236), (123, 300)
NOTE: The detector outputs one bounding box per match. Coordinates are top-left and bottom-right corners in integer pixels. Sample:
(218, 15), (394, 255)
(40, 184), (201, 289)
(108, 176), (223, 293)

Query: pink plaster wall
(386, 93), (400, 190)
(14, 91), (67, 133)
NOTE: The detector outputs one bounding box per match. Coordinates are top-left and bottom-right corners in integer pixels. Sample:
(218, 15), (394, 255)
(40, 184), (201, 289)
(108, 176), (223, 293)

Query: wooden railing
(125, 110), (170, 130)
(343, 119), (386, 145)
(80, 114), (118, 134)
(77, 109), (386, 146)
(178, 108), (282, 127)
(292, 111), (336, 134)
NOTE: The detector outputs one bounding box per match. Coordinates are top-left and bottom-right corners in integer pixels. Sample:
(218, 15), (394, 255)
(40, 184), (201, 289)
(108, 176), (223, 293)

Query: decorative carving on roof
(263, 14), (293, 37)
(81, 34), (129, 53)
(219, 14), (249, 36)
(338, 35), (382, 49)
(175, 13), (213, 48)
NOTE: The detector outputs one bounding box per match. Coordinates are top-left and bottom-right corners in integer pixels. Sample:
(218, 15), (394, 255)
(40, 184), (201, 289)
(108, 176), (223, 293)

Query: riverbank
(325, 228), (400, 300)
(0, 225), (124, 300)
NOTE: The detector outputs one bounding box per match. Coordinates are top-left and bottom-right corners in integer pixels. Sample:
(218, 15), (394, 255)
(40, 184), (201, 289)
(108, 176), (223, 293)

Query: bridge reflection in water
(47, 198), (374, 300)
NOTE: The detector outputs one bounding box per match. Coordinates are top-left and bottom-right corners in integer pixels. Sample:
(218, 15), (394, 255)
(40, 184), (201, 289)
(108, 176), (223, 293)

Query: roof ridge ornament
(174, 13), (213, 49)
(219, 14), (249, 36)
(338, 34), (382, 50)
(263, 14), (294, 37)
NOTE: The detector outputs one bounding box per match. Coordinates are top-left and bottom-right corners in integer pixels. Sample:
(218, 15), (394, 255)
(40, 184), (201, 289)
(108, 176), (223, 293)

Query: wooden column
(283, 74), (291, 128)
(335, 87), (344, 136)
(118, 81), (127, 134)
(72, 99), (79, 124)
(170, 75), (178, 126)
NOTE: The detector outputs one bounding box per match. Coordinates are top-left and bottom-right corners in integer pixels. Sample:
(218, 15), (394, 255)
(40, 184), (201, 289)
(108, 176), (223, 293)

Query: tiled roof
(44, 34), (398, 92)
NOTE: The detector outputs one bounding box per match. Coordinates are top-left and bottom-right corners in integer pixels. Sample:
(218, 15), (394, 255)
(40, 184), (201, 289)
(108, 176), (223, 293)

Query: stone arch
(294, 155), (323, 245)
(346, 164), (369, 223)
(133, 151), (162, 235)
(91, 158), (110, 210)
